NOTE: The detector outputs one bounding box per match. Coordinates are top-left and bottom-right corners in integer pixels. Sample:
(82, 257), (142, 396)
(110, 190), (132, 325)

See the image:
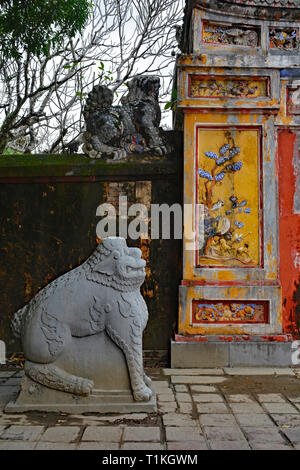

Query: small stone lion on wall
(12, 237), (152, 402)
(82, 75), (170, 160)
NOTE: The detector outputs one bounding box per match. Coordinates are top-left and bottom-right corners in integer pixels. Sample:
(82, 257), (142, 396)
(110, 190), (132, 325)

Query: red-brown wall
(278, 129), (300, 337)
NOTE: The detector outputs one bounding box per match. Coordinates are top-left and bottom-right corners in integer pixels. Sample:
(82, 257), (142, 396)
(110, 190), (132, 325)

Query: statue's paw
(112, 149), (127, 160)
(133, 384), (153, 402)
(143, 373), (152, 386)
(83, 145), (102, 159)
(78, 378), (94, 396)
(90, 150), (103, 159)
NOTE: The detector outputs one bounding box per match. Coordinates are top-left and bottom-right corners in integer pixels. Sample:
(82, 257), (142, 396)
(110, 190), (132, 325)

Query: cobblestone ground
(1, 367), (300, 450)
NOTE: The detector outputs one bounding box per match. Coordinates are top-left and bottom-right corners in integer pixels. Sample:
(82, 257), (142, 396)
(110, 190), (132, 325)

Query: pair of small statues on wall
(82, 75), (170, 160)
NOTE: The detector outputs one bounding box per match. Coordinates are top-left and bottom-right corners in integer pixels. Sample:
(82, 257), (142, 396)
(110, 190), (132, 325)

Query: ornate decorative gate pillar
(171, 0), (300, 367)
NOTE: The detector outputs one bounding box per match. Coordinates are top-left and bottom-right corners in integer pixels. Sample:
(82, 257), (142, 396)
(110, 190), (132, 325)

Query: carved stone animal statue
(82, 75), (169, 160)
(12, 237), (152, 402)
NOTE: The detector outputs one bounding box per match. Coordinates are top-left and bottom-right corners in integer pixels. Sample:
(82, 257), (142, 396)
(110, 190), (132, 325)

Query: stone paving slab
(242, 427), (287, 443)
(171, 376), (226, 384)
(226, 394), (254, 403)
(157, 393), (176, 402)
(271, 414), (300, 427)
(81, 426), (123, 442)
(13, 372), (25, 378)
(192, 393), (223, 403)
(223, 367), (295, 376)
(203, 425), (245, 442)
(158, 403), (177, 413)
(35, 442), (77, 450)
(162, 413), (198, 427)
(0, 387), (19, 406)
(229, 403), (265, 414)
(123, 426), (160, 442)
(0, 372), (15, 378)
(0, 412), (30, 426)
(0, 425), (44, 441)
(167, 441), (208, 450)
(280, 426), (300, 444)
(263, 403), (298, 414)
(250, 442), (292, 450)
(199, 413), (237, 427)
(2, 378), (21, 386)
(0, 440), (36, 450)
(257, 393), (286, 403)
(39, 426), (81, 443)
(197, 403), (229, 414)
(190, 385), (217, 393)
(165, 426), (204, 442)
(151, 381), (170, 391)
(78, 442), (119, 450)
(288, 396), (300, 403)
(235, 413), (275, 427)
(163, 369), (224, 376)
(175, 393), (192, 402)
(209, 440), (251, 450)
(121, 442), (165, 450)
(174, 385), (188, 392)
(177, 403), (193, 414)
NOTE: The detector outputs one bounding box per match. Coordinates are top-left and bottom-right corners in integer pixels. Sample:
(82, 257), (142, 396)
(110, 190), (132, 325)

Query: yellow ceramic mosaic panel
(196, 127), (261, 267)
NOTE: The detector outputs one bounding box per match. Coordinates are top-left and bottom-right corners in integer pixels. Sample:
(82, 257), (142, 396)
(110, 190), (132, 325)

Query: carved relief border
(192, 299), (269, 324)
(201, 20), (260, 48)
(189, 75), (270, 100)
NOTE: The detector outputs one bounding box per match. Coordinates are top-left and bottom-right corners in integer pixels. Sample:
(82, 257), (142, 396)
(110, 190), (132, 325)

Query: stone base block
(171, 339), (293, 367)
(5, 376), (157, 414)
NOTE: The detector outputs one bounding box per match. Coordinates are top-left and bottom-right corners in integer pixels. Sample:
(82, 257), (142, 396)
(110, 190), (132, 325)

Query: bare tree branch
(0, 0), (184, 153)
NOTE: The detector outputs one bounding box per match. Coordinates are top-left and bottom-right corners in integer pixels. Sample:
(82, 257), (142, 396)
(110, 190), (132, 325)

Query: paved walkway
(1, 367), (300, 450)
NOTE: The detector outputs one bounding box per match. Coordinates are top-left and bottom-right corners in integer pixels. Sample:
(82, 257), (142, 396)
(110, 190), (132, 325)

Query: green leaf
(0, 0), (91, 60)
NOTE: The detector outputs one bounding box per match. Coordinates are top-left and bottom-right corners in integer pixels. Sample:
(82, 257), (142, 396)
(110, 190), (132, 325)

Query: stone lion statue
(12, 237), (152, 403)
(82, 75), (170, 160)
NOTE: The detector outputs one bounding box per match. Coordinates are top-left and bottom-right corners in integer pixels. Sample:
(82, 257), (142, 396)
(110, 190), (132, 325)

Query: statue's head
(83, 85), (114, 115)
(121, 75), (161, 104)
(86, 237), (146, 291)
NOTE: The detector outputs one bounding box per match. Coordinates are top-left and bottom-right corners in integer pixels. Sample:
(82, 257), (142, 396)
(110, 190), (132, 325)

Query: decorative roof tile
(221, 0), (299, 7)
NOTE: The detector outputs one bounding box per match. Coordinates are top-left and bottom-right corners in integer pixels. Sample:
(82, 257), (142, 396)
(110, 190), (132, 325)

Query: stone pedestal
(6, 376), (156, 414)
(6, 331), (157, 413)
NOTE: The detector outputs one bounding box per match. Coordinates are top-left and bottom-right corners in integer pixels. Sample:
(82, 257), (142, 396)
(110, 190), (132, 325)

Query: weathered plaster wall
(278, 129), (300, 337)
(0, 136), (182, 359)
